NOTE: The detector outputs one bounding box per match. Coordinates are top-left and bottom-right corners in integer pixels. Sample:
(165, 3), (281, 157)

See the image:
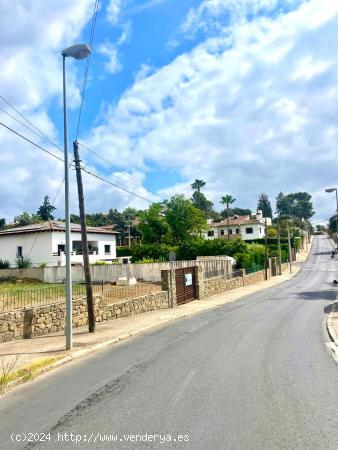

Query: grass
(0, 356), (62, 394)
(0, 279), (63, 292)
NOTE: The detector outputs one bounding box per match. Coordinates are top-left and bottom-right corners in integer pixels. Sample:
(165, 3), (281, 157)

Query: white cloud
(0, 0), (94, 221)
(106, 0), (121, 25)
(86, 0), (338, 220)
(98, 42), (122, 74)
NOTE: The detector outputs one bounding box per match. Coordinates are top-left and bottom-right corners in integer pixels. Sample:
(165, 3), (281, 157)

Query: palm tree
(191, 179), (206, 193)
(220, 195), (236, 239)
(191, 179), (206, 210)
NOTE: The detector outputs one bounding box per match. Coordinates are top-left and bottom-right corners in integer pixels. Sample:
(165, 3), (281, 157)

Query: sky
(0, 0), (338, 224)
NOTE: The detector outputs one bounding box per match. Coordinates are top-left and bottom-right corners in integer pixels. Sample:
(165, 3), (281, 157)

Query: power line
(0, 121), (154, 203)
(0, 95), (63, 154)
(0, 121), (64, 163)
(0, 97), (153, 195)
(75, 0), (100, 140)
(77, 140), (158, 192)
(81, 167), (153, 203)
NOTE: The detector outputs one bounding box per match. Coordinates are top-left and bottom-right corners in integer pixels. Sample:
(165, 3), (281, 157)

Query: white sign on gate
(185, 273), (192, 286)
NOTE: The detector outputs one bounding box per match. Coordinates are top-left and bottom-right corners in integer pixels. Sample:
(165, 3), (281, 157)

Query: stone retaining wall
(0, 290), (169, 343)
(202, 269), (266, 299)
(203, 276), (244, 297)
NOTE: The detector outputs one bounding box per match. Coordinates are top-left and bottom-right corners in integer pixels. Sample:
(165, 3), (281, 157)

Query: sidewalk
(0, 244), (310, 394)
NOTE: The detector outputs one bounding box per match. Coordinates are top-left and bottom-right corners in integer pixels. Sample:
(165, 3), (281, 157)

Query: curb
(1, 245), (310, 396)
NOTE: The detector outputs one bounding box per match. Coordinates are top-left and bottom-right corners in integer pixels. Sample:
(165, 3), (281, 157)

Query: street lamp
(62, 43), (91, 350)
(325, 187), (338, 247)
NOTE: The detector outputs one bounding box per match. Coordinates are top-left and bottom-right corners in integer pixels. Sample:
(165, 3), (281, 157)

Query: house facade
(0, 221), (117, 267)
(204, 211), (272, 241)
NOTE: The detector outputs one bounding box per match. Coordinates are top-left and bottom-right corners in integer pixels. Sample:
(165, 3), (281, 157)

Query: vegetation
(37, 195), (56, 221)
(0, 356), (61, 394)
(257, 193), (273, 218)
(275, 192), (314, 219)
(220, 195), (236, 240)
(15, 256), (32, 269)
(0, 259), (10, 269)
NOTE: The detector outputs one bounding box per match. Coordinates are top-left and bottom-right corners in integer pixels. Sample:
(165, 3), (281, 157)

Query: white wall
(204, 222), (266, 241)
(0, 231), (117, 267)
(0, 232), (52, 267)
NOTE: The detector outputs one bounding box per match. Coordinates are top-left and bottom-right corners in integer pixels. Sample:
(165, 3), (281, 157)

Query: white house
(204, 211), (272, 241)
(0, 221), (118, 267)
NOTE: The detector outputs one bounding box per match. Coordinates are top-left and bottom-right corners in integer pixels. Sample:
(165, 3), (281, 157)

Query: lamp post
(325, 187), (338, 247)
(61, 43), (91, 350)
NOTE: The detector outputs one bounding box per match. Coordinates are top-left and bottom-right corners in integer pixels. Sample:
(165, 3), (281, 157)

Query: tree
(37, 196), (56, 221)
(0, 218), (5, 230)
(191, 179), (206, 194)
(276, 192), (314, 220)
(164, 195), (207, 244)
(191, 191), (214, 215)
(191, 179), (208, 211)
(257, 193), (273, 218)
(13, 212), (40, 227)
(220, 195), (236, 240)
(138, 203), (170, 244)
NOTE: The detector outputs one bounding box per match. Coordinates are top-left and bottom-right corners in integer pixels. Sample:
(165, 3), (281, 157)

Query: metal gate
(175, 267), (196, 305)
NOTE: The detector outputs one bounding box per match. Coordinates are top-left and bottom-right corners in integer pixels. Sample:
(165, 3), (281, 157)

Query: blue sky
(1, 0), (338, 223)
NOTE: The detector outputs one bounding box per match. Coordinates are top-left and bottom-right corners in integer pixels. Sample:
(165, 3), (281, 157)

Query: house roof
(209, 215), (263, 227)
(0, 221), (118, 236)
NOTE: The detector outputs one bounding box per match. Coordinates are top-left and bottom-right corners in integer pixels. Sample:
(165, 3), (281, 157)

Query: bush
(39, 262), (47, 268)
(91, 260), (107, 265)
(15, 256), (32, 269)
(116, 247), (133, 257)
(130, 244), (178, 263)
(0, 259), (10, 269)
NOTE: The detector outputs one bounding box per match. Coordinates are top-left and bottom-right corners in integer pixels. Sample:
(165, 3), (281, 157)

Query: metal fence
(0, 281), (162, 312)
(245, 264), (264, 274)
(0, 282), (106, 311)
(103, 283), (161, 305)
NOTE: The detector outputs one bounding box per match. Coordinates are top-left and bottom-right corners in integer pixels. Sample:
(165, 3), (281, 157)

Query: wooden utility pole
(277, 219), (282, 275)
(287, 221), (292, 274)
(128, 219), (131, 249)
(73, 140), (95, 333)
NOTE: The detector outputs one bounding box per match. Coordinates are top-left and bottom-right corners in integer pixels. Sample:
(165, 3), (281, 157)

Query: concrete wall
(0, 259), (233, 283)
(0, 290), (169, 343)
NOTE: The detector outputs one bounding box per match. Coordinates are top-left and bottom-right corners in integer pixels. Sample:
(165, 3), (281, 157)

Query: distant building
(204, 210), (272, 241)
(0, 221), (118, 267)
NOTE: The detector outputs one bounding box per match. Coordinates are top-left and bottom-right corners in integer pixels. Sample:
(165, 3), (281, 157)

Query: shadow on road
(295, 289), (336, 301)
(324, 304), (334, 315)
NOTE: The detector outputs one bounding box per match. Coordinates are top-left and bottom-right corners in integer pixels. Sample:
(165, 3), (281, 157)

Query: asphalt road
(1, 235), (338, 450)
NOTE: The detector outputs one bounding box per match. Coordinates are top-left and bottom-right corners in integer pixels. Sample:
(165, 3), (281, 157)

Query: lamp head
(325, 188), (337, 193)
(62, 44), (91, 60)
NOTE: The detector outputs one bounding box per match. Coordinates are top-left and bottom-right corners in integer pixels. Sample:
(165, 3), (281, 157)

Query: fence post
(161, 269), (177, 308)
(195, 266), (205, 300)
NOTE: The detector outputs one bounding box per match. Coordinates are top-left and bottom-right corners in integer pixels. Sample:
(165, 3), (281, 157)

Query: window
(229, 229), (233, 235)
(104, 244), (111, 255)
(260, 227), (262, 233)
(245, 227), (253, 234)
(17, 246), (23, 257)
(207, 230), (214, 237)
(236, 228), (240, 234)
(220, 230), (224, 236)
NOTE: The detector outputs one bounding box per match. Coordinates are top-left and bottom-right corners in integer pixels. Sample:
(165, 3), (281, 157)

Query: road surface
(1, 235), (338, 449)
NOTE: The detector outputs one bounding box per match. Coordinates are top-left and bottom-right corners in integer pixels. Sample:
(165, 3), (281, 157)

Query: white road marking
(170, 370), (196, 407)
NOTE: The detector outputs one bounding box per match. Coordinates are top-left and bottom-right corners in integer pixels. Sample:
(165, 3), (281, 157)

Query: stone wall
(203, 276), (244, 298)
(0, 290), (169, 343)
(201, 269), (267, 299)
